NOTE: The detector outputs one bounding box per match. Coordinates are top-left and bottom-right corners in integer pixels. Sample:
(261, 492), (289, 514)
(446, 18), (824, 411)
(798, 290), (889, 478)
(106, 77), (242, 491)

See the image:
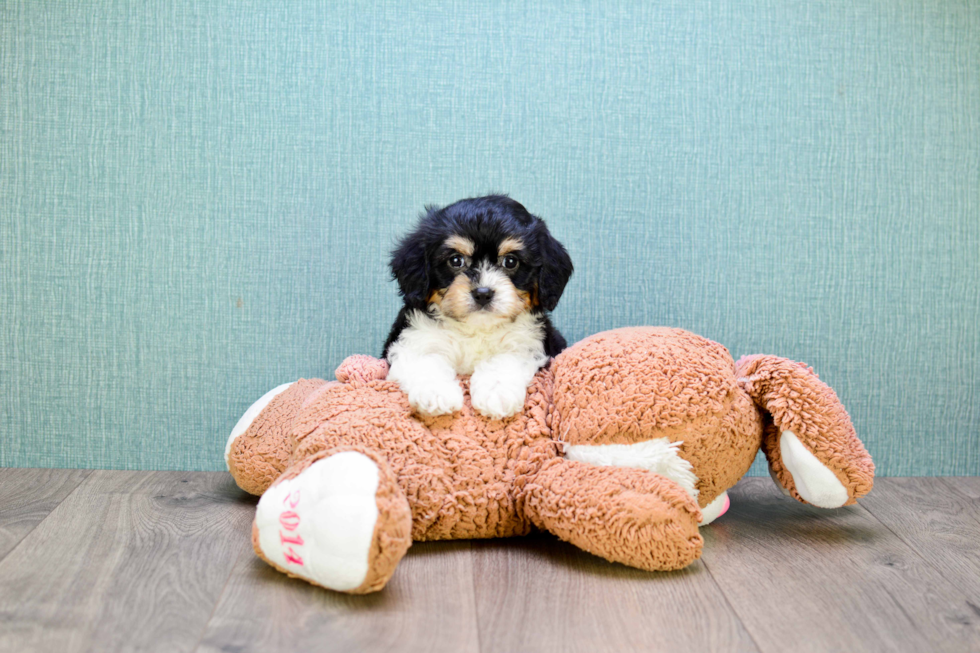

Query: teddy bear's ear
(336, 355), (389, 383)
(532, 218), (573, 312)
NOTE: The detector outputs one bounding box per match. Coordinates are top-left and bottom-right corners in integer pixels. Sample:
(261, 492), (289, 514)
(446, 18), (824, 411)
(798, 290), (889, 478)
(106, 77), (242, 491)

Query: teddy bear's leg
(562, 437), (737, 527)
(736, 355), (874, 508)
(252, 446), (413, 594)
(523, 458), (703, 571)
(226, 378), (333, 496)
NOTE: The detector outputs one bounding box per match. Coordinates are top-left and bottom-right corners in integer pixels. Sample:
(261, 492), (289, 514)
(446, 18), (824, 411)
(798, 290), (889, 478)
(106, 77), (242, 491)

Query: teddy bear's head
(550, 327), (763, 506)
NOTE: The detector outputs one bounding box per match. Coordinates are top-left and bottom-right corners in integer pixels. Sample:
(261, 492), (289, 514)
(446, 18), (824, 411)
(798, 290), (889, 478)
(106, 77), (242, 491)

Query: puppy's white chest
(395, 310), (546, 375)
(443, 330), (514, 375)
(386, 310), (548, 420)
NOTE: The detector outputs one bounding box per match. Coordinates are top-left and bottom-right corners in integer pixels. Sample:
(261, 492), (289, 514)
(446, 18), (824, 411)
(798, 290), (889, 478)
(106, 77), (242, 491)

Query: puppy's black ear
(391, 207), (441, 311)
(532, 219), (573, 312)
(390, 232), (432, 311)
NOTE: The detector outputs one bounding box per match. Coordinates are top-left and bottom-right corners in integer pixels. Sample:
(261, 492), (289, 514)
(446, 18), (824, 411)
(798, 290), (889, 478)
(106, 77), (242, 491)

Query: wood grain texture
(0, 468), (91, 560)
(0, 471), (256, 653)
(3, 471), (980, 652)
(701, 478), (980, 653)
(196, 540), (481, 653)
(943, 477), (980, 513)
(859, 478), (980, 603)
(472, 533), (759, 653)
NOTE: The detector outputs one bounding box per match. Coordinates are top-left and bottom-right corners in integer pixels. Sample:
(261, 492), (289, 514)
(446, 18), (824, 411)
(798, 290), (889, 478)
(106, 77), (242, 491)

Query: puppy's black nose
(472, 287), (495, 306)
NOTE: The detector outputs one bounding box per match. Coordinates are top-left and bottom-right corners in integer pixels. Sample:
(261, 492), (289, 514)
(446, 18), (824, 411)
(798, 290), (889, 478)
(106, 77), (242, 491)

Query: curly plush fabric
(524, 458), (704, 571)
(226, 326), (875, 593)
(551, 328), (735, 446)
(228, 378), (328, 495)
(735, 355), (875, 505)
(286, 373), (557, 541)
(551, 328), (762, 506)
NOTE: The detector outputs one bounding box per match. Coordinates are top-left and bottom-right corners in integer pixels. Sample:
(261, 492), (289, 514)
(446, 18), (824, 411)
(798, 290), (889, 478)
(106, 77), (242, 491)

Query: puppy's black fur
(383, 195), (573, 359)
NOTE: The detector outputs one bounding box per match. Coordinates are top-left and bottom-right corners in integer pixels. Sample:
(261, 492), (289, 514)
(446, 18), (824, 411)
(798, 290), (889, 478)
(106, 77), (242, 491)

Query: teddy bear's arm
(736, 355), (874, 508)
(522, 458), (703, 571)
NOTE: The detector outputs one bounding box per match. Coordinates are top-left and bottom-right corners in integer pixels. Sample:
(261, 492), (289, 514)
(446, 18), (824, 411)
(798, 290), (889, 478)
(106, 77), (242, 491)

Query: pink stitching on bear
(279, 491), (304, 566)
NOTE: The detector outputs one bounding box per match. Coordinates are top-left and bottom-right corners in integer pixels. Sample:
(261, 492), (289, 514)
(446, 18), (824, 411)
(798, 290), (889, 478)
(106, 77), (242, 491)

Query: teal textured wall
(2, 1), (978, 475)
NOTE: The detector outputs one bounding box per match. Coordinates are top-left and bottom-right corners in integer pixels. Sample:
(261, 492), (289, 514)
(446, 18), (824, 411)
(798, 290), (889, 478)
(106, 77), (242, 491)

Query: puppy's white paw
(409, 378), (465, 416)
(470, 372), (527, 419)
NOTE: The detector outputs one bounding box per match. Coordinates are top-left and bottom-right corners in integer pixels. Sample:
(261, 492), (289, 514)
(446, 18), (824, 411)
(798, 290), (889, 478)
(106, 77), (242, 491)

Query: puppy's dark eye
(502, 255), (519, 270)
(448, 254), (465, 269)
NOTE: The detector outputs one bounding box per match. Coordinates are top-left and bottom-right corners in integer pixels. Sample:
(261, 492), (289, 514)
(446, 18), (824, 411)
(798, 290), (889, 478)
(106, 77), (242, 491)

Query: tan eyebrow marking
(498, 237), (524, 257)
(444, 235), (475, 257)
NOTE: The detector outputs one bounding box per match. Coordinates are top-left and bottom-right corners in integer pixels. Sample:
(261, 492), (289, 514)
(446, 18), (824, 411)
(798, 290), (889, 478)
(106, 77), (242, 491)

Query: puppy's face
(429, 233), (532, 324)
(391, 196), (573, 325)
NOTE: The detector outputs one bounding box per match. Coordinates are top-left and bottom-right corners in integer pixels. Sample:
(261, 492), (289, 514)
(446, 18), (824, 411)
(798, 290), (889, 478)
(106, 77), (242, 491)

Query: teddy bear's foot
(252, 449), (412, 594)
(776, 430), (849, 508)
(699, 491), (730, 525)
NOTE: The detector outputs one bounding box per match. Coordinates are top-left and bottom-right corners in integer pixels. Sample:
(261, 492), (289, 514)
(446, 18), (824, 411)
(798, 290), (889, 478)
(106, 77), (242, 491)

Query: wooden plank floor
(1, 470), (978, 652)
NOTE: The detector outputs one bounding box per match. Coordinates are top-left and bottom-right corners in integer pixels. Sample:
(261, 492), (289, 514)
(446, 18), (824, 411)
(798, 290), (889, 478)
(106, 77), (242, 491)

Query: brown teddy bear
(225, 327), (874, 594)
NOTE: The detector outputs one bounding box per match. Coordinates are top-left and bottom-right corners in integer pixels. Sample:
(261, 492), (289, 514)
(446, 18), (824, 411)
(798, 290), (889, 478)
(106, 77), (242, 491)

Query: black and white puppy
(383, 195), (573, 419)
